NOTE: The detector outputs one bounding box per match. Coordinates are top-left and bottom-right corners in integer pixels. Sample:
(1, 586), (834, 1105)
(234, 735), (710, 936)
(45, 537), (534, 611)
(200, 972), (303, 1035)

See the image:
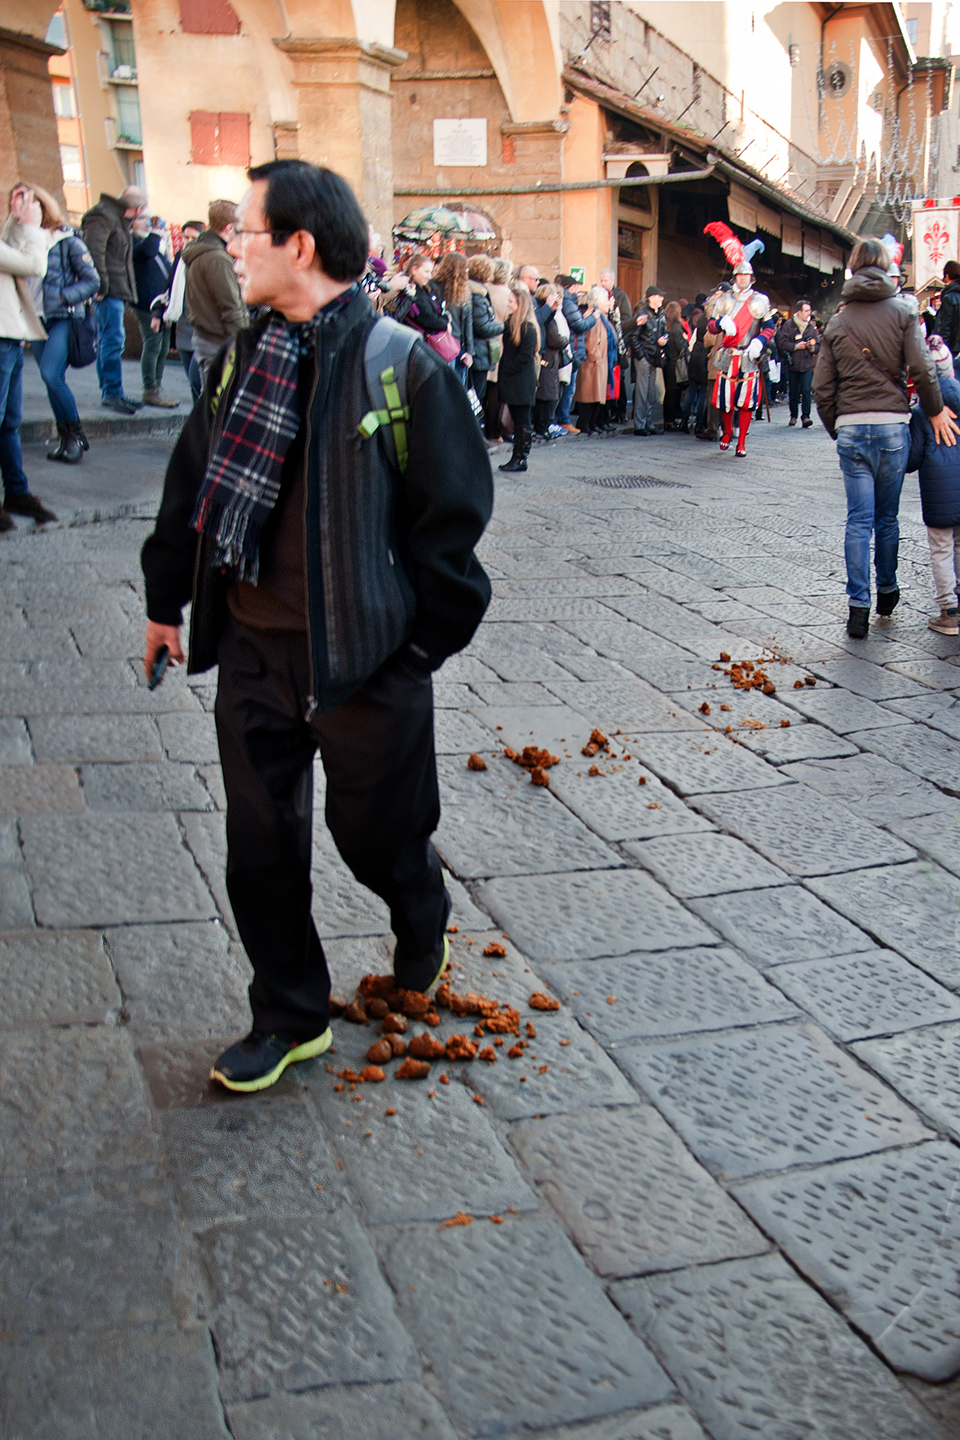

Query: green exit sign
(570, 266), (585, 283)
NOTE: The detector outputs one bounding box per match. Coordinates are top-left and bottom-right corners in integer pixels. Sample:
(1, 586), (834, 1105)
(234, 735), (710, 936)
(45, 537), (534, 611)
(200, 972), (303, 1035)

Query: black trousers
(215, 615), (449, 1039)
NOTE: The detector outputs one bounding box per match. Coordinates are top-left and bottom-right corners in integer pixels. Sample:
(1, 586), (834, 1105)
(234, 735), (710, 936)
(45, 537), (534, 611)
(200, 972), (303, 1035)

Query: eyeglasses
(232, 227), (292, 243)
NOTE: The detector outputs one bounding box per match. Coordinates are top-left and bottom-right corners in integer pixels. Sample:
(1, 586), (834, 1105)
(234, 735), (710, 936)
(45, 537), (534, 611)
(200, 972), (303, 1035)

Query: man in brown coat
(183, 198), (246, 384)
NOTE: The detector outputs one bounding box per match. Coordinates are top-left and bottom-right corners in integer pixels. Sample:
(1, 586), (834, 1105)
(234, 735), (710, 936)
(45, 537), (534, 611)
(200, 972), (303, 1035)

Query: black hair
(796, 298), (813, 309)
(247, 160), (368, 281)
(182, 220), (206, 232)
(555, 273), (576, 288)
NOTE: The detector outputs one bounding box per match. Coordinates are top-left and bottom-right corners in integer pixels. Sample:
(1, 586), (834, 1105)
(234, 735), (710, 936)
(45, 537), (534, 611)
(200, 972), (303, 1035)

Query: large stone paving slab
(690, 783), (916, 876)
(779, 752), (955, 822)
(382, 1216), (672, 1435)
(0, 1026), (157, 1175)
(511, 1105), (767, 1279)
(549, 756), (714, 842)
(311, 1075), (536, 1222)
(81, 760), (212, 812)
(106, 920), (251, 1042)
(0, 1325), (231, 1440)
(854, 1023), (960, 1141)
(612, 1254), (942, 1440)
(884, 691), (960, 740)
(479, 869), (716, 962)
(0, 929), (120, 1029)
(227, 1382), (459, 1440)
(734, 1142), (960, 1381)
(553, 947), (798, 1041)
(0, 715), (32, 765)
(849, 723), (960, 793)
(199, 1209), (420, 1402)
(435, 754), (616, 879)
(624, 832), (789, 896)
(736, 720), (859, 763)
(618, 1022), (932, 1179)
(22, 811), (216, 927)
(885, 811), (960, 880)
(538, 678), (705, 732)
(630, 731), (787, 796)
(27, 712), (162, 762)
(0, 763), (84, 815)
(772, 950), (960, 1040)
(778, 684), (908, 732)
(161, 1093), (342, 1225)
(806, 655), (929, 700)
(0, 1166), (182, 1338)
(808, 861), (960, 986)
(671, 686), (802, 732)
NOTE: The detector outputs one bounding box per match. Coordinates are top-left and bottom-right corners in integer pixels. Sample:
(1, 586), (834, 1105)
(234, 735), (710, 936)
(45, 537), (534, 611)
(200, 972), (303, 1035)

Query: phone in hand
(148, 644), (170, 691)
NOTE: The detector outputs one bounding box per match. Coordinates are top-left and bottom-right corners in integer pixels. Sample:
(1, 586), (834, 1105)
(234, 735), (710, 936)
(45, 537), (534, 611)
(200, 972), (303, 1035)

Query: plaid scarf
(192, 287), (357, 583)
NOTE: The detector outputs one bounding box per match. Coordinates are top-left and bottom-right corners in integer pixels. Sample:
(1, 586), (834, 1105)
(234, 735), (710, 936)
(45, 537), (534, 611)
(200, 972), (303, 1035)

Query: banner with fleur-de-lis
(912, 205), (960, 292)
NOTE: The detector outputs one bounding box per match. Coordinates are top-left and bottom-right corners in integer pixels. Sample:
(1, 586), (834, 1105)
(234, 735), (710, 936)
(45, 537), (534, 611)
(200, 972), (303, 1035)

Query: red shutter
(217, 112), (250, 166)
(189, 110), (218, 166)
(179, 0), (240, 36)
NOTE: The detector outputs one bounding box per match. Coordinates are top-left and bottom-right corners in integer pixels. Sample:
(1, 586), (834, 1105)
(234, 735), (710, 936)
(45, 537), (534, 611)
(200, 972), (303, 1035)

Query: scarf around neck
(192, 285), (357, 582)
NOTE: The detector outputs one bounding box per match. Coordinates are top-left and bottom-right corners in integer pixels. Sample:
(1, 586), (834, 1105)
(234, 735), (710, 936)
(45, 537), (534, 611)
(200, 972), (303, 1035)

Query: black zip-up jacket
(628, 304), (667, 364)
(141, 288), (493, 710)
(934, 279), (960, 354)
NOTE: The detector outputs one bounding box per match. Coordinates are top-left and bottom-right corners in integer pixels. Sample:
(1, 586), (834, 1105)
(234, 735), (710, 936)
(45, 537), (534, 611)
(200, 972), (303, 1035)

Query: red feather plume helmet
(704, 221), (744, 268)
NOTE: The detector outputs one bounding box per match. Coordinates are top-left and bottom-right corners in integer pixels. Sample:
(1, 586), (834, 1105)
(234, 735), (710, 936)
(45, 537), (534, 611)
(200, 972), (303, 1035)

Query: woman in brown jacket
(575, 286), (609, 434)
(814, 235), (958, 637)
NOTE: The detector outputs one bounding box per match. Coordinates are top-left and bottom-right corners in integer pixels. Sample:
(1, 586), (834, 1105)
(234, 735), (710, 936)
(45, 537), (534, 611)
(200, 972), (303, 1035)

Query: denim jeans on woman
(31, 320), (79, 424)
(0, 338), (30, 497)
(836, 422), (910, 607)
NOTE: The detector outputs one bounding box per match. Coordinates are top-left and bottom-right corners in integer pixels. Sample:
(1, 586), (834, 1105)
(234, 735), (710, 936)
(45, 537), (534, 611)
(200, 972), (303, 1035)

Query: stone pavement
(1, 410), (960, 1439)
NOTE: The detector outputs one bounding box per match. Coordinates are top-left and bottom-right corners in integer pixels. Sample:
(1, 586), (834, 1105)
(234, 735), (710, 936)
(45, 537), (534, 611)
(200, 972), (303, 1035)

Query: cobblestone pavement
(2, 413), (960, 1439)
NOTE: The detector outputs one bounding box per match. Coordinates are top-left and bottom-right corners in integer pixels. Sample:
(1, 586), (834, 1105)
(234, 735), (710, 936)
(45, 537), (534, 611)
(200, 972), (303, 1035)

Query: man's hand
(150, 316), (161, 333)
(462, 353), (473, 368)
(746, 338), (763, 361)
(636, 312), (648, 326)
(930, 407), (959, 447)
(657, 334), (668, 347)
(719, 315), (738, 337)
(144, 621), (184, 679)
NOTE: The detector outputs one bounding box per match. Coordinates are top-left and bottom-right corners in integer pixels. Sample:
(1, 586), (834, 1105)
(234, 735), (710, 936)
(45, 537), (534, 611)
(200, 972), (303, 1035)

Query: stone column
(272, 36), (406, 240)
(0, 26), (65, 207)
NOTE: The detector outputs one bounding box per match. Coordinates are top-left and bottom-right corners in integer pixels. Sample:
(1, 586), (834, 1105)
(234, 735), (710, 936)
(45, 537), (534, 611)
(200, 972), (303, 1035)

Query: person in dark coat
(388, 252), (449, 336)
(466, 255), (504, 405)
(662, 300), (688, 429)
(556, 276), (596, 432)
(132, 217), (177, 407)
(32, 191), (99, 462)
(779, 299), (819, 426)
(81, 184), (146, 412)
(533, 283), (563, 436)
(432, 251), (473, 384)
(141, 160), (492, 1093)
(934, 260), (960, 376)
(629, 284), (668, 434)
(907, 365), (960, 632)
(681, 293), (712, 434)
(498, 281), (539, 472)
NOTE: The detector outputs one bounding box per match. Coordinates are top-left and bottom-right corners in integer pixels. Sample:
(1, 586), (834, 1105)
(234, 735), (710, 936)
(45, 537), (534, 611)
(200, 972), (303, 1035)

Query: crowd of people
(1, 174), (959, 645)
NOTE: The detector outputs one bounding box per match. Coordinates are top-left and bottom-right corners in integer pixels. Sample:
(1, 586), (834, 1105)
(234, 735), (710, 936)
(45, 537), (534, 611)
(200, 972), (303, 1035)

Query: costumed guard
(703, 223), (776, 456)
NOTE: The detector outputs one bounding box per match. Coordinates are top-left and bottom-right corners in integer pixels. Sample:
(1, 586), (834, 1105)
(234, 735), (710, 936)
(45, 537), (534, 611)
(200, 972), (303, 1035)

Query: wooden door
(617, 223), (645, 311)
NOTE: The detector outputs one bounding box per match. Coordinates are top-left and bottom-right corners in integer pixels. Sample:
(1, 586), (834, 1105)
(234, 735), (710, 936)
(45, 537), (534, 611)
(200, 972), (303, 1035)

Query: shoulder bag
(61, 240), (98, 369)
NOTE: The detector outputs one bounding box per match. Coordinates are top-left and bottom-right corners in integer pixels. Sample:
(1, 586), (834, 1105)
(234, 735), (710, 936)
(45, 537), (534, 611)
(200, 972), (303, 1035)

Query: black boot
(48, 421), (83, 464)
(74, 421), (89, 454)
(499, 427), (528, 472)
(876, 588), (900, 616)
(46, 423), (67, 462)
(847, 607), (870, 639)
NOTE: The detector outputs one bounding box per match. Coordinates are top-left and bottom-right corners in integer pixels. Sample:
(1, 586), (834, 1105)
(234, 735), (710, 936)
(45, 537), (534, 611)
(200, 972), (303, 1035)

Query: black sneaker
(210, 1027), (332, 1092)
(101, 394), (140, 414)
(801, 418), (814, 428)
(876, 588), (900, 615)
(847, 606), (870, 638)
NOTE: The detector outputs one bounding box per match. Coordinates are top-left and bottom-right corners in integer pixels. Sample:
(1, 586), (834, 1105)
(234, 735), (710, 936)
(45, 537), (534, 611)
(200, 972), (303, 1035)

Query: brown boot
(0, 506), (13, 533)
(4, 493), (58, 523)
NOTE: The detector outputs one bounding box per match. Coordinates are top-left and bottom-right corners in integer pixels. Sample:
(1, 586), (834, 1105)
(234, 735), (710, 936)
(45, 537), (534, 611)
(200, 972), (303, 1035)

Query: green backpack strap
(358, 316), (418, 474)
(209, 339), (237, 417)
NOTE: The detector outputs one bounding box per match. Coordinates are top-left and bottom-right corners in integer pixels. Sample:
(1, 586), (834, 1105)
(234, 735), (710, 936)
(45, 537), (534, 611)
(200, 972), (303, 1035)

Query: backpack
(358, 316), (418, 473)
(210, 315), (417, 473)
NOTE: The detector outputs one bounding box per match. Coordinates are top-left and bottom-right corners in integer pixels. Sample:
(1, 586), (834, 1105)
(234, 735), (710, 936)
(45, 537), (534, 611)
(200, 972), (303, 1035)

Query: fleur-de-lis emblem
(924, 220), (950, 266)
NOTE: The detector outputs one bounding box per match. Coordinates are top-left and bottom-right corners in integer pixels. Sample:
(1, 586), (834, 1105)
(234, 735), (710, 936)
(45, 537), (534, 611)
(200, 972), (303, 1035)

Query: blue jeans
(557, 374), (575, 425)
(31, 321), (79, 424)
(0, 338), (29, 497)
(682, 379), (707, 430)
(836, 423), (910, 607)
(95, 296), (126, 398)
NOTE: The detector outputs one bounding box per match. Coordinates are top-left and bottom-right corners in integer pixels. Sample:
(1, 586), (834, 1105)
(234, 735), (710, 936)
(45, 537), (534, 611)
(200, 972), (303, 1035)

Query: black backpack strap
(358, 316), (418, 473)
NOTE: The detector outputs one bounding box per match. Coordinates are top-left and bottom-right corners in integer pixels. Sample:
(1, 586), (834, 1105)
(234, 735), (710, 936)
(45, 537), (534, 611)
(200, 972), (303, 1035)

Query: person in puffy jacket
(32, 188), (99, 463)
(431, 252), (474, 384)
(814, 235), (958, 638)
(907, 365), (960, 633)
(466, 255), (503, 404)
(132, 217), (177, 409)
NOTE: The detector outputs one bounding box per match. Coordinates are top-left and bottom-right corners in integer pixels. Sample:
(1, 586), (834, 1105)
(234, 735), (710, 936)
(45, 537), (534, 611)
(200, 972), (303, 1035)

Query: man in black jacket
(935, 261), (960, 375)
(142, 161), (493, 1092)
(629, 285), (668, 435)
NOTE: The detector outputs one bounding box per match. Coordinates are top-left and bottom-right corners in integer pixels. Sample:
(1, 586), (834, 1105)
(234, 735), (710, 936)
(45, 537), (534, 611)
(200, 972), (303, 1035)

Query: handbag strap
(835, 316), (905, 393)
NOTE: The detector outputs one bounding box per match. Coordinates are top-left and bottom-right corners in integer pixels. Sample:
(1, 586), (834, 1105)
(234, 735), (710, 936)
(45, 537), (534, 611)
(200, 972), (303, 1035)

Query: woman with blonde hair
(17, 181), (98, 464)
(497, 280), (538, 472)
(466, 254), (504, 408)
(483, 256), (513, 439)
(575, 285), (609, 435)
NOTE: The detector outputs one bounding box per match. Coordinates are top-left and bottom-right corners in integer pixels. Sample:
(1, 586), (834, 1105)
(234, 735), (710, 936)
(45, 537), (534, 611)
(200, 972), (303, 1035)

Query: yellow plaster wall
(560, 93), (609, 282)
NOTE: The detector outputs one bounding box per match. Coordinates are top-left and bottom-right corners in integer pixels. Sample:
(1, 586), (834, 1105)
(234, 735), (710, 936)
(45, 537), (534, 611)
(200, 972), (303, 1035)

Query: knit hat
(928, 333), (954, 379)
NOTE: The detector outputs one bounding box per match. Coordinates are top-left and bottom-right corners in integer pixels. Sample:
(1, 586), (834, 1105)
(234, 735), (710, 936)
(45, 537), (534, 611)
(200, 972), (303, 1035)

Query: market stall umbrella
(448, 207), (497, 241)
(395, 206), (474, 240)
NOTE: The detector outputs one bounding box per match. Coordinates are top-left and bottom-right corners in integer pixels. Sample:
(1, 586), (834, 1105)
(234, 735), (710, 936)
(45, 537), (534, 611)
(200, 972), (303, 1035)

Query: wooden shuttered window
(190, 111), (250, 166)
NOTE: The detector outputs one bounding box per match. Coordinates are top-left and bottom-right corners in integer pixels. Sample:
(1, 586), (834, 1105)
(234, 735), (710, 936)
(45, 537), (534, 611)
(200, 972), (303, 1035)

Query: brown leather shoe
(0, 506), (13, 532)
(4, 493), (58, 523)
(562, 424), (580, 434)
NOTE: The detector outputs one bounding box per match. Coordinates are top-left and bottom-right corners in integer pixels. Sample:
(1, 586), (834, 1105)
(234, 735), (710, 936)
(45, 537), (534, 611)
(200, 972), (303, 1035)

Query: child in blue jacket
(906, 360), (960, 634)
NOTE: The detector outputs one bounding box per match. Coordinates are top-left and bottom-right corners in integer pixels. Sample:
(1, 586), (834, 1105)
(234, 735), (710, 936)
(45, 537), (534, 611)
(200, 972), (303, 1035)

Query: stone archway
(2, 0), (67, 202)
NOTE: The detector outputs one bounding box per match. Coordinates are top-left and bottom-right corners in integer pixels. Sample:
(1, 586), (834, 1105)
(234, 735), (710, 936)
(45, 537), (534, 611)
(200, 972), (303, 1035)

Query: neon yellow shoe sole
(210, 1026), (333, 1093)
(424, 933), (450, 997)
